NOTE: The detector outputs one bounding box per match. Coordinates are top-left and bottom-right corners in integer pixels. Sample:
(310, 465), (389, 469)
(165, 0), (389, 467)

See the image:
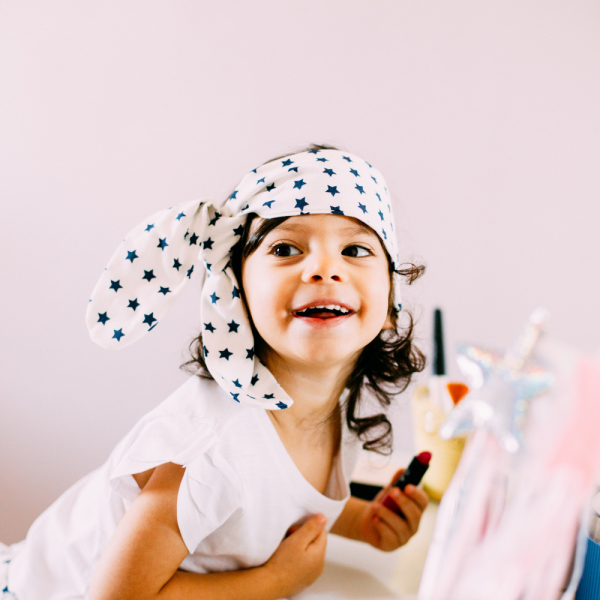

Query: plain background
(1, 1), (599, 544)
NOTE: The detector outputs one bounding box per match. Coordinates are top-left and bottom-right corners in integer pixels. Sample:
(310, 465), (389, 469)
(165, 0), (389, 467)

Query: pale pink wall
(1, 1), (599, 543)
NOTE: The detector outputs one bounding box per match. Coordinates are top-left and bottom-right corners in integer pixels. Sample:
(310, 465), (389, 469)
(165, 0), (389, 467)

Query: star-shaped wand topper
(438, 308), (555, 452)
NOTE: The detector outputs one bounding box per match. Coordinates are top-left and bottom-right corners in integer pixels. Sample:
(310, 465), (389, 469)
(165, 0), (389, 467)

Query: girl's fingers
(372, 468), (405, 503)
(375, 489), (424, 537)
(373, 499), (411, 541)
(404, 484), (429, 512)
(393, 490), (426, 535)
(372, 509), (408, 548)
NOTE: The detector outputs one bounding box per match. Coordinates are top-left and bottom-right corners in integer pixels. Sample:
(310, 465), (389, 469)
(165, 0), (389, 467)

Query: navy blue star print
(295, 198), (309, 211)
(187, 265), (194, 278)
(143, 313), (157, 327)
(88, 148), (402, 412)
(97, 312), (110, 325)
(307, 149), (320, 154)
(231, 392), (240, 402)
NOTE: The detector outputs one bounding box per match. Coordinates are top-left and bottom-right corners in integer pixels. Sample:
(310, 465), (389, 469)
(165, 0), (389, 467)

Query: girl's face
(241, 214), (393, 372)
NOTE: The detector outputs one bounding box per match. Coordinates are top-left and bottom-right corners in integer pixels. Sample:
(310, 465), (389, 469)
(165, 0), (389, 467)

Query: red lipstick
(381, 451), (432, 515)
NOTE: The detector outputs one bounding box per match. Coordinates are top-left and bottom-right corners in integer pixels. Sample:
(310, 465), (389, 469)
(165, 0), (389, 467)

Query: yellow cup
(411, 385), (465, 502)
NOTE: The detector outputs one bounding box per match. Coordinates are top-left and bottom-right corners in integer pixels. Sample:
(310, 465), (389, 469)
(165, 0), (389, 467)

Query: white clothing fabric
(5, 376), (362, 599)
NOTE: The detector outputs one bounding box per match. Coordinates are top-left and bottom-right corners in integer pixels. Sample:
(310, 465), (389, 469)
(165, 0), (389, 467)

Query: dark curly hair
(182, 144), (426, 455)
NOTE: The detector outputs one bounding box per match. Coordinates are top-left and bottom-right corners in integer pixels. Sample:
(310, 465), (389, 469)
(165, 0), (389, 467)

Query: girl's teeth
(297, 305), (350, 315)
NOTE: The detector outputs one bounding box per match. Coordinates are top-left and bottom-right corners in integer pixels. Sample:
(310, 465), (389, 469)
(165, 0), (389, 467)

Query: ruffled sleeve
(108, 410), (245, 553)
(177, 450), (245, 553)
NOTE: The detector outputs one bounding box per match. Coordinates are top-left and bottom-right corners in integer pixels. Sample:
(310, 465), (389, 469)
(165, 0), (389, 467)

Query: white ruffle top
(6, 376), (362, 599)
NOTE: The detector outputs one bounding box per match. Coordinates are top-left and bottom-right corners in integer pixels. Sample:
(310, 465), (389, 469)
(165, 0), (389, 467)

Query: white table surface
(294, 450), (438, 600)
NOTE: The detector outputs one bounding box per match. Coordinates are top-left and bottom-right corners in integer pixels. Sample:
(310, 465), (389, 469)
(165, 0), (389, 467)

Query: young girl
(1, 144), (428, 600)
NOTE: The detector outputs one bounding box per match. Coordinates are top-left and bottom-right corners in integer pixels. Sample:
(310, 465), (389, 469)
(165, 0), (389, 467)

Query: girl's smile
(242, 213), (393, 372)
(292, 298), (355, 327)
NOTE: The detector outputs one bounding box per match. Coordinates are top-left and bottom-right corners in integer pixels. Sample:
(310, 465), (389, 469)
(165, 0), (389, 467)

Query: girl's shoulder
(107, 377), (254, 502)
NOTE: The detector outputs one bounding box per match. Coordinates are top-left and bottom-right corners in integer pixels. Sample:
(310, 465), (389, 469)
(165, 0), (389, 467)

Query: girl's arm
(88, 462), (283, 600)
(330, 496), (369, 541)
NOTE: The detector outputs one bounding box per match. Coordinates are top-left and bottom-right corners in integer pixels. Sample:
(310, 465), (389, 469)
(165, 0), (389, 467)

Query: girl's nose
(302, 251), (345, 283)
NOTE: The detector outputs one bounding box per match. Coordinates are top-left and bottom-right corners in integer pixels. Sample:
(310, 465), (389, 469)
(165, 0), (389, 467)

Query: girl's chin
(275, 345), (363, 370)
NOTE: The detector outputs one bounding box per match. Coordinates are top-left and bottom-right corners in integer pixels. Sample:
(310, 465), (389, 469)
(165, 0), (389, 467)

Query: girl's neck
(263, 349), (356, 435)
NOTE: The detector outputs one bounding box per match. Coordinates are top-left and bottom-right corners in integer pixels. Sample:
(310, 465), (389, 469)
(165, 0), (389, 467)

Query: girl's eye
(271, 243), (301, 257)
(342, 245), (371, 258)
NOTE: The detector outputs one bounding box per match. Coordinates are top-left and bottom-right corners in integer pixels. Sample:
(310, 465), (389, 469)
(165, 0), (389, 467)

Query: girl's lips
(292, 311), (354, 329)
(292, 300), (355, 314)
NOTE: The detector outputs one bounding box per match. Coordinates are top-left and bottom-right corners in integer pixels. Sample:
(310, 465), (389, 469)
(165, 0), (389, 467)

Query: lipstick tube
(381, 452), (431, 515)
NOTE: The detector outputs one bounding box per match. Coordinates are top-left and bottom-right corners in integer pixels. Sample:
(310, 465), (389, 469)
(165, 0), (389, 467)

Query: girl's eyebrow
(272, 222), (378, 238)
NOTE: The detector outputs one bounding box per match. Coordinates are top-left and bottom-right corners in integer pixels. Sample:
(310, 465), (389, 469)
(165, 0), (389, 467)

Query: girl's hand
(358, 468), (429, 552)
(263, 514), (328, 598)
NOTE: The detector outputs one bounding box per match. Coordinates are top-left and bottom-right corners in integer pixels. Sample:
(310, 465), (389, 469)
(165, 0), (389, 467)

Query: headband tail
(86, 200), (209, 349)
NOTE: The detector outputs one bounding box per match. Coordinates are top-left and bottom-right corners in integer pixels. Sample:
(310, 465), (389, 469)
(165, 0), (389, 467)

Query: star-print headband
(86, 149), (402, 410)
